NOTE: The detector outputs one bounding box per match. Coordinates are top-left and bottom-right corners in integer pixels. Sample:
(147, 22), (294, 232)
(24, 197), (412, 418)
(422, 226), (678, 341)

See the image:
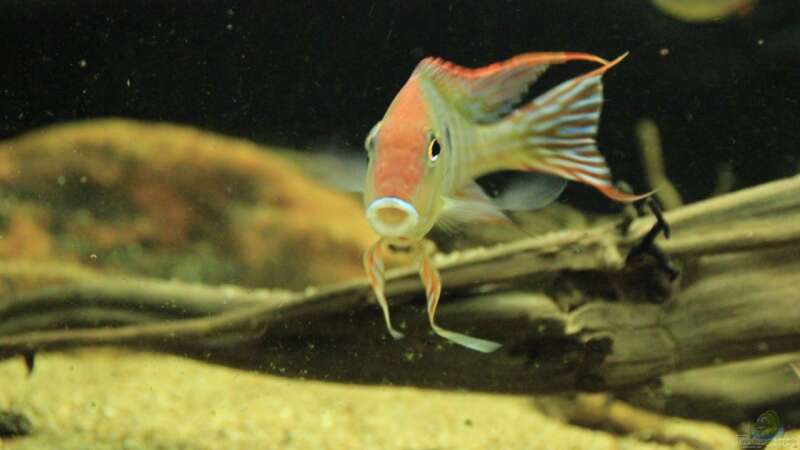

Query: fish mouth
(366, 197), (419, 238)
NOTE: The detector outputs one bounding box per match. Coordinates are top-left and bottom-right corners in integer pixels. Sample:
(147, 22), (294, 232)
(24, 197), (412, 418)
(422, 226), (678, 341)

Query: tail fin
(505, 53), (649, 203)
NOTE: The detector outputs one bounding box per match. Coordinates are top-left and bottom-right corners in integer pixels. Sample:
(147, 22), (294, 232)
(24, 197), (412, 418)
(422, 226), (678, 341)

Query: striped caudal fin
(508, 53), (649, 203)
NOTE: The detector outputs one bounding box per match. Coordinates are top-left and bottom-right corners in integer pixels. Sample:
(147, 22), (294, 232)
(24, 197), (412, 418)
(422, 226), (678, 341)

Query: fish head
(363, 79), (447, 241)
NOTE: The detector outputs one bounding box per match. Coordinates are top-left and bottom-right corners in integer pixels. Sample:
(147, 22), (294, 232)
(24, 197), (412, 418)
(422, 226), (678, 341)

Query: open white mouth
(366, 197), (419, 237)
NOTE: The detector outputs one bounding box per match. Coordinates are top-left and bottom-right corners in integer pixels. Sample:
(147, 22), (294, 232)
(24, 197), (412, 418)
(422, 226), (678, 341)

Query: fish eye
(365, 121), (381, 154)
(427, 137), (441, 162)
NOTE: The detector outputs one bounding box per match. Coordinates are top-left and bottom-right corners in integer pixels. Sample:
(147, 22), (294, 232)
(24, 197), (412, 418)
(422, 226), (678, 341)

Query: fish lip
(366, 197), (419, 238)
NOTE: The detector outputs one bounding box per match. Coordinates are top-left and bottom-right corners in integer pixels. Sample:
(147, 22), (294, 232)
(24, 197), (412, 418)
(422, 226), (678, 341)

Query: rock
(0, 119), (376, 290)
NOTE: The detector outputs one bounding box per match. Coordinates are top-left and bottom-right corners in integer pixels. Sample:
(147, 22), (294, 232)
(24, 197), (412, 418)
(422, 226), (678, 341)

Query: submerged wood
(634, 352), (800, 425)
(1, 175), (799, 395)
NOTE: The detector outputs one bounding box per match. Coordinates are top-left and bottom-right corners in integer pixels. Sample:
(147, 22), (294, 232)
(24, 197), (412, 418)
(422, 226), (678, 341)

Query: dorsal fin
(413, 52), (610, 123)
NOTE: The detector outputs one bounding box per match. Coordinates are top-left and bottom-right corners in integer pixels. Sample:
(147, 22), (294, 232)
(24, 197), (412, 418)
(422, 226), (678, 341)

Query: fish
(650, 0), (756, 23)
(362, 52), (647, 352)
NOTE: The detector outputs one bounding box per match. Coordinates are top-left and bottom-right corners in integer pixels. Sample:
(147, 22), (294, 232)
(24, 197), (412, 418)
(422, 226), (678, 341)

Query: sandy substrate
(0, 349), (694, 450)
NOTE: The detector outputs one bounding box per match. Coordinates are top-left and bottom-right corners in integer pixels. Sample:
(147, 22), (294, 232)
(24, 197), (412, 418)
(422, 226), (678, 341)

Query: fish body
(363, 52), (645, 352)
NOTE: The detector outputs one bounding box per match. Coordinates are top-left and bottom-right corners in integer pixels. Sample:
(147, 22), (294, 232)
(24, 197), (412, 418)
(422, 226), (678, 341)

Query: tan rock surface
(0, 119), (376, 291)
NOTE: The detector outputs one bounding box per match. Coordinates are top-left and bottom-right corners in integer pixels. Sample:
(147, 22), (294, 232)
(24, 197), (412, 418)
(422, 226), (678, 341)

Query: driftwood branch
(1, 175), (800, 401)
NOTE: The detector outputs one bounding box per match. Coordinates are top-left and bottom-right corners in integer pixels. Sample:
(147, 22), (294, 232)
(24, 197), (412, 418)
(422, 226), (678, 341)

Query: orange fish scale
(372, 150), (423, 199)
(371, 78), (427, 199)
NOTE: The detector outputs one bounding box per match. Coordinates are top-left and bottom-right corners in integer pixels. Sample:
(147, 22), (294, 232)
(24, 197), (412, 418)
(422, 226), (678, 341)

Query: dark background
(1, 0), (799, 205)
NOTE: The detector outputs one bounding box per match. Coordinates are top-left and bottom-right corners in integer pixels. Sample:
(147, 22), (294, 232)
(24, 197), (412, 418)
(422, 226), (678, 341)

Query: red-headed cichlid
(362, 52), (646, 352)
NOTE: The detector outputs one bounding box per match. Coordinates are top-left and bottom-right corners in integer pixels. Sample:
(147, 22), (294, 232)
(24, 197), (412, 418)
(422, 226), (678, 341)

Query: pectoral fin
(490, 172), (567, 211)
(438, 182), (510, 235)
(438, 174), (566, 234)
(307, 150), (368, 193)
